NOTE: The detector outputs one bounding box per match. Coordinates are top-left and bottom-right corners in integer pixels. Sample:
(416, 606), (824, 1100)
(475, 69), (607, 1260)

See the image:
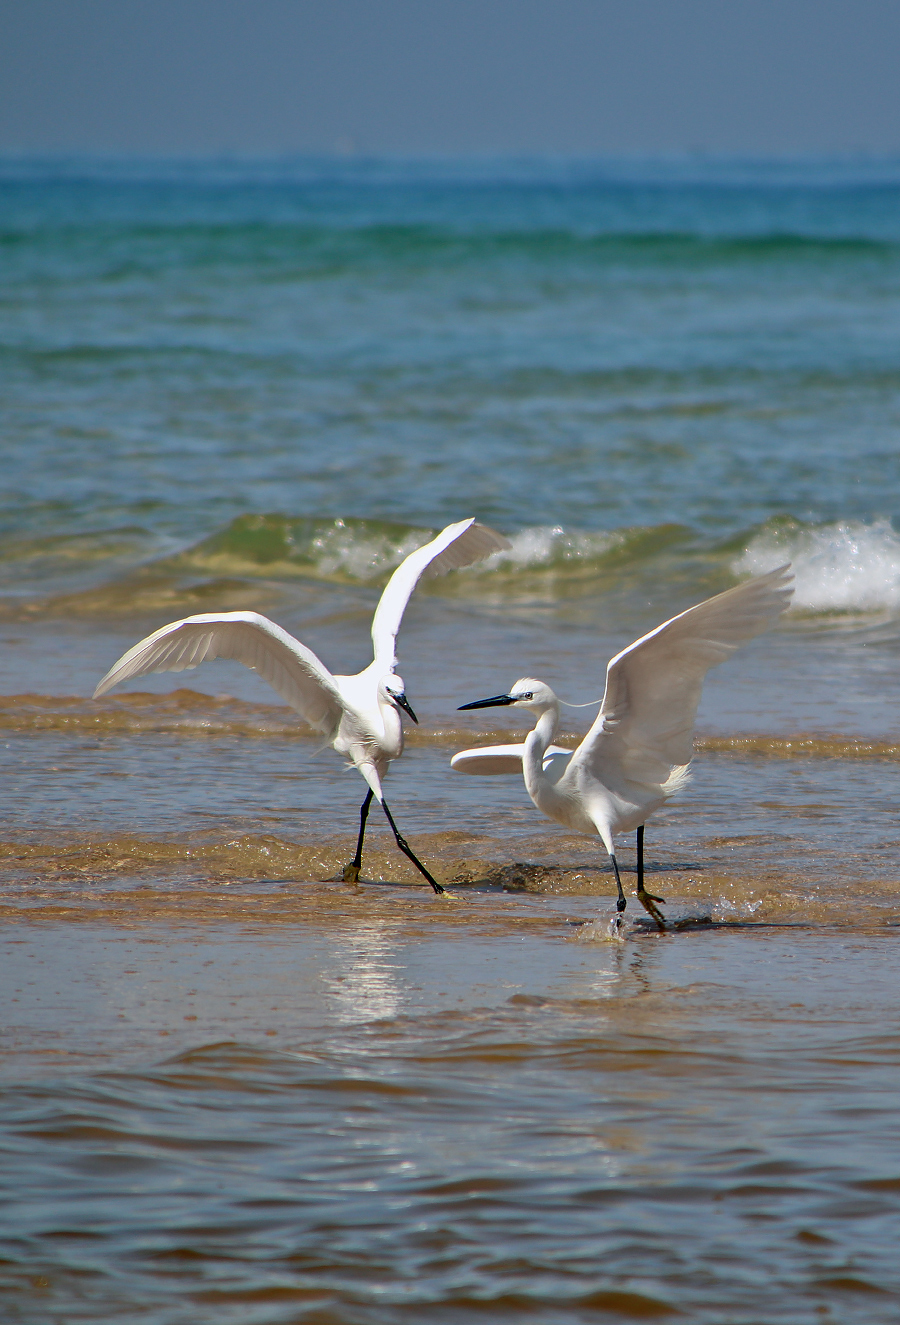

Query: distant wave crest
(3, 222), (894, 269)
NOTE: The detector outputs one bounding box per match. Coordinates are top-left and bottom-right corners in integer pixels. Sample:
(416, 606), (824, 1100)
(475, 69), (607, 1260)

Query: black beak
(458, 693), (515, 711)
(393, 692), (418, 724)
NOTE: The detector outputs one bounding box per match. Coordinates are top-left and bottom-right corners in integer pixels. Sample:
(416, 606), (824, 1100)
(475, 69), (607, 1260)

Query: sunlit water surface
(3, 155), (900, 1321)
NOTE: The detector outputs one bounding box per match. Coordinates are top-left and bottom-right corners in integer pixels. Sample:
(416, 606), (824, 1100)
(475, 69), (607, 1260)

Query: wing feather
(571, 565), (794, 789)
(450, 743), (572, 776)
(93, 611), (345, 738)
(371, 519), (511, 667)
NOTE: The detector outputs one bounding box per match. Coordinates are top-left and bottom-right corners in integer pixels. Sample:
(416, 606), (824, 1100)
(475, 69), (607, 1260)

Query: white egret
(94, 518), (510, 893)
(452, 565), (793, 926)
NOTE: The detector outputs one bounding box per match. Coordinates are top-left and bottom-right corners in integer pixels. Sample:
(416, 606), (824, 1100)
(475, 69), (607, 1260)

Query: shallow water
(3, 155), (900, 1321)
(4, 910), (900, 1323)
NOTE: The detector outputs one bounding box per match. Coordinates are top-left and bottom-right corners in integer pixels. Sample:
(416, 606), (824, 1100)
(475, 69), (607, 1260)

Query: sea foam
(736, 518), (900, 613)
(479, 524), (623, 570)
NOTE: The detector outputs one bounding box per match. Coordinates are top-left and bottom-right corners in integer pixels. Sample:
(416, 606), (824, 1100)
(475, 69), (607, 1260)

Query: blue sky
(1, 0), (899, 157)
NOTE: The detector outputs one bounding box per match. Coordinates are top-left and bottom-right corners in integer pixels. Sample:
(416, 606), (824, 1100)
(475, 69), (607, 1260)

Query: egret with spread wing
(453, 565), (793, 926)
(95, 518), (510, 892)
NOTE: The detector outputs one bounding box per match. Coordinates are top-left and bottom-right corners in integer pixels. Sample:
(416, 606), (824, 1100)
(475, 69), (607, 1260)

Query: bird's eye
(521, 692), (533, 700)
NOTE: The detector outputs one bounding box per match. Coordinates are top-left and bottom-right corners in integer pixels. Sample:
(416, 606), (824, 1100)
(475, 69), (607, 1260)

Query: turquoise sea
(2, 156), (900, 1322)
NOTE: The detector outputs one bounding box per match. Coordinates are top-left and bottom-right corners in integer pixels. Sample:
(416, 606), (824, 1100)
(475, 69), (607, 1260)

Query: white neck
(522, 702), (560, 796)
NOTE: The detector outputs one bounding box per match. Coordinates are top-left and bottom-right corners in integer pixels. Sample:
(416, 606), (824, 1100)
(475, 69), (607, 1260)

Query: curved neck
(522, 703), (559, 789)
(377, 692), (403, 746)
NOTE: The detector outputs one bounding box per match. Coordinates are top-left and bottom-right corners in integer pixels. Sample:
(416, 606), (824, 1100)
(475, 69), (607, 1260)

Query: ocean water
(2, 155), (900, 1322)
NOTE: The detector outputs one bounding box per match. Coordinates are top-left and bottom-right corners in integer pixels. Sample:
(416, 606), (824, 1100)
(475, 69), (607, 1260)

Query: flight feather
(93, 611), (345, 738)
(571, 564), (794, 788)
(370, 518), (510, 667)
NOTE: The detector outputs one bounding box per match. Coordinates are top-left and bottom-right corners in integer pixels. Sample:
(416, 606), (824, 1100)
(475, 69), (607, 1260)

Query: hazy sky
(2, 0), (899, 157)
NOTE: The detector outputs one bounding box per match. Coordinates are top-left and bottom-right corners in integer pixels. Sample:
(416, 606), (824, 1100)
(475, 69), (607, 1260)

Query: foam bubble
(309, 523), (426, 580)
(480, 525), (622, 571)
(181, 514), (434, 583)
(736, 519), (900, 613)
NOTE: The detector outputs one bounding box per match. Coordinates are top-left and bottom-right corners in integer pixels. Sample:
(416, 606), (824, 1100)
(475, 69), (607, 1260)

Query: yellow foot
(437, 889), (463, 901)
(637, 887), (667, 929)
(342, 863), (361, 883)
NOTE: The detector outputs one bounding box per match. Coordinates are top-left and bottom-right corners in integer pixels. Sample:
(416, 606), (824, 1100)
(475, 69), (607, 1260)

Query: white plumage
(453, 564), (794, 925)
(96, 517), (510, 892)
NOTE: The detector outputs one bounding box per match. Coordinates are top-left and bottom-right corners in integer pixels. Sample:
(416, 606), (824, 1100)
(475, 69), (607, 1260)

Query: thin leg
(610, 852), (627, 914)
(380, 798), (445, 894)
(635, 824), (666, 929)
(343, 789), (374, 883)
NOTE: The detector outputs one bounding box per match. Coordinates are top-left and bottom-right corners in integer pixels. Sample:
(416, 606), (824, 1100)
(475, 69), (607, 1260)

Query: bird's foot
(636, 887), (667, 930)
(342, 862), (361, 884)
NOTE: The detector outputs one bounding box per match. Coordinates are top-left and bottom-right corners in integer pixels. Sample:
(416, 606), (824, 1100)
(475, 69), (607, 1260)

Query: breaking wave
(173, 514), (696, 584)
(735, 517), (900, 614)
(177, 514), (436, 582)
(2, 512), (900, 620)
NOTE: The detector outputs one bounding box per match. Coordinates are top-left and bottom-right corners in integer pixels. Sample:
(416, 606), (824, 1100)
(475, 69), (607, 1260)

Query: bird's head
(381, 675), (418, 724)
(458, 677), (558, 715)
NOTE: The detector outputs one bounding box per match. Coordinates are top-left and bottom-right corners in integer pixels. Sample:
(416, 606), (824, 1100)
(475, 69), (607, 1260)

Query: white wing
(93, 611), (346, 738)
(570, 565), (794, 789)
(371, 518), (511, 668)
(451, 743), (572, 777)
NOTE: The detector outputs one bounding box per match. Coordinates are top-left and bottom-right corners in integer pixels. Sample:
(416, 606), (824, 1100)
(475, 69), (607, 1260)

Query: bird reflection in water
(328, 925), (404, 1023)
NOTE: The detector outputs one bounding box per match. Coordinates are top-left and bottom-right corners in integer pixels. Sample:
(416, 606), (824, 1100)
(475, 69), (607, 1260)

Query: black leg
(380, 798), (445, 894)
(610, 852), (627, 914)
(634, 824), (666, 929)
(343, 789), (374, 883)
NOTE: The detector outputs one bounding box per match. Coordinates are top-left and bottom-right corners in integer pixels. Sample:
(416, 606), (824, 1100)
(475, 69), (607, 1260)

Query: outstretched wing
(371, 518), (511, 668)
(450, 743), (572, 777)
(93, 611), (345, 738)
(570, 565), (794, 789)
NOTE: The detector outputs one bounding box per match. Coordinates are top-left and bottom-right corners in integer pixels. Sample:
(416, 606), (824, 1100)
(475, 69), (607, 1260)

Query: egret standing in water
(452, 566), (793, 926)
(95, 518), (509, 893)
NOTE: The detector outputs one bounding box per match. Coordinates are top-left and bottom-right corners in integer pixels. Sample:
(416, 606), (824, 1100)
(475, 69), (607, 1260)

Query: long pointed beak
(394, 692), (418, 724)
(458, 693), (515, 711)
